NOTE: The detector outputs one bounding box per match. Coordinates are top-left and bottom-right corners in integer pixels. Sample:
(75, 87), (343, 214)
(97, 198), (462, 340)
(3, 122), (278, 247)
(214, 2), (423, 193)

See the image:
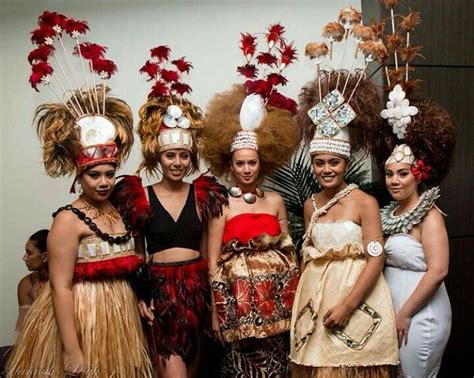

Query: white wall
(0, 0), (362, 345)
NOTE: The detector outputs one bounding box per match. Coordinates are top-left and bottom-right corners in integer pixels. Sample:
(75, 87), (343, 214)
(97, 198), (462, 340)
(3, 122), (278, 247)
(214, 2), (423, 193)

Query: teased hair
(199, 85), (299, 178)
(137, 95), (203, 175)
(296, 70), (384, 156)
(36, 86), (133, 177)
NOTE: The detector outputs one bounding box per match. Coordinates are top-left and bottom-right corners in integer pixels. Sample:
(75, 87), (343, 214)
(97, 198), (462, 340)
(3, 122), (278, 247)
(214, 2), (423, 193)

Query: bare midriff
(151, 247), (200, 263)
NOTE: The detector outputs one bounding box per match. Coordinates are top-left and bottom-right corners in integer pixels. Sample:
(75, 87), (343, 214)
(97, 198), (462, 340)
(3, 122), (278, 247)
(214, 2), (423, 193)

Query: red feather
(268, 91), (297, 114)
(150, 45), (170, 61)
(74, 255), (144, 281)
(237, 64), (258, 79)
(139, 60), (160, 80)
(73, 42), (106, 60)
(160, 69), (179, 83)
(267, 73), (287, 86)
(245, 79), (272, 98)
(149, 80), (169, 98)
(64, 18), (89, 36)
(27, 45), (55, 64)
(256, 52), (278, 66)
(266, 23), (285, 45)
(91, 58), (117, 79)
(171, 82), (192, 96)
(279, 41), (297, 66)
(240, 33), (257, 59)
(38, 11), (67, 29)
(29, 61), (54, 91)
(193, 175), (228, 221)
(171, 57), (193, 73)
(110, 175), (152, 232)
(31, 25), (56, 45)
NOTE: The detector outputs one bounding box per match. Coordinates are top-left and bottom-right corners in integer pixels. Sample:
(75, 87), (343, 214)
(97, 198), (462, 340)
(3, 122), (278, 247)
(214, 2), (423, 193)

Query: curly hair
(36, 86), (133, 177)
(199, 85), (299, 178)
(137, 95), (203, 176)
(297, 70), (384, 156)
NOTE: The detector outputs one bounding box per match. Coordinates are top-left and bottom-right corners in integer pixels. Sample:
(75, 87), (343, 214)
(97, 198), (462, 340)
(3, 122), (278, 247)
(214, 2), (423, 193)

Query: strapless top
(223, 213), (281, 244)
(385, 233), (427, 272)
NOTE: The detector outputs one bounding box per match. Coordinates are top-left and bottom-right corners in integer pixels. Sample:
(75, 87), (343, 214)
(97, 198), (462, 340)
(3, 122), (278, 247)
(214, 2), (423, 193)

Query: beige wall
(0, 0), (362, 345)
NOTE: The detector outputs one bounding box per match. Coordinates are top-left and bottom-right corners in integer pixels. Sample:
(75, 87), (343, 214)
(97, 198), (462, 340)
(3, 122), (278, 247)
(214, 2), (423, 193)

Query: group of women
(6, 6), (456, 378)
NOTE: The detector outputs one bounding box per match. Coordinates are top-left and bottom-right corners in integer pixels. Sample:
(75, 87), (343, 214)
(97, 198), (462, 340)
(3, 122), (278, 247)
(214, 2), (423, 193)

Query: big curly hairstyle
(137, 95), (203, 176)
(297, 70), (385, 157)
(36, 86), (133, 177)
(199, 85), (300, 178)
(372, 93), (456, 187)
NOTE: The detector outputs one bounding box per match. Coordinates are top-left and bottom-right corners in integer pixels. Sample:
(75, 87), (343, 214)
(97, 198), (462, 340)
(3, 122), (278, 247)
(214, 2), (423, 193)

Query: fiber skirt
(146, 257), (210, 364)
(6, 280), (152, 377)
(212, 233), (299, 343)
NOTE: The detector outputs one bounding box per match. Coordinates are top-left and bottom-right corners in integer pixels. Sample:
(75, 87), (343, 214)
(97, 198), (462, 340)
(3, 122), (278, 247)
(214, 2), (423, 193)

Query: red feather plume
(74, 42), (107, 60)
(266, 23), (285, 45)
(31, 25), (57, 45)
(38, 11), (67, 29)
(279, 41), (297, 66)
(268, 91), (297, 114)
(240, 33), (257, 59)
(149, 81), (169, 98)
(91, 58), (117, 79)
(27, 45), (55, 64)
(171, 82), (192, 95)
(160, 69), (179, 83)
(139, 60), (160, 80)
(237, 64), (258, 79)
(256, 52), (278, 66)
(245, 79), (273, 98)
(193, 175), (229, 221)
(171, 57), (193, 73)
(267, 73), (288, 86)
(64, 18), (89, 36)
(29, 61), (53, 91)
(150, 45), (170, 61)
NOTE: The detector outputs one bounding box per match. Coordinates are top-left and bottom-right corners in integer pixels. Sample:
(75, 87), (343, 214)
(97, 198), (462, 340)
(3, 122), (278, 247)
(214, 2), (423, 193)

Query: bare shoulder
(350, 188), (379, 209)
(422, 206), (446, 229)
(265, 191), (285, 207)
(18, 274), (33, 292)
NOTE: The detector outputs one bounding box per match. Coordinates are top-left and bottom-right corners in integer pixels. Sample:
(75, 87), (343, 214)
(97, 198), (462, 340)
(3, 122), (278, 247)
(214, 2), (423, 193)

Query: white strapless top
(385, 233), (427, 272)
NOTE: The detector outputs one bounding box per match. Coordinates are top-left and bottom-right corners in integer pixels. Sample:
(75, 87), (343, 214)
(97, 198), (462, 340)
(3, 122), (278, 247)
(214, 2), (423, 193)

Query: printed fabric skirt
(146, 256), (210, 364)
(6, 280), (152, 377)
(212, 233), (299, 376)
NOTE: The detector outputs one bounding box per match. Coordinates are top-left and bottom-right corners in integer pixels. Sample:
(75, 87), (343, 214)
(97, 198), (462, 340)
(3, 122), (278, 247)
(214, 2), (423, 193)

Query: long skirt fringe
(7, 280), (152, 377)
(291, 363), (395, 378)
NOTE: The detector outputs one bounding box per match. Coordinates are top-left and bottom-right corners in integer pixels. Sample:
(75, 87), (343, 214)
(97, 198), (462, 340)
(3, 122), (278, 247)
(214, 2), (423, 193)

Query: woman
(290, 54), (399, 375)
(15, 229), (49, 331)
(121, 45), (228, 378)
(200, 26), (300, 376)
(7, 18), (152, 373)
(377, 89), (455, 377)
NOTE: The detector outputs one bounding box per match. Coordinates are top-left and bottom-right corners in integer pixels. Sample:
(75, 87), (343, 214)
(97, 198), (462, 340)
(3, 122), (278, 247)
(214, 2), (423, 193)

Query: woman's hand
(396, 309), (412, 347)
(211, 308), (225, 346)
(63, 347), (84, 376)
(138, 299), (154, 324)
(322, 302), (354, 329)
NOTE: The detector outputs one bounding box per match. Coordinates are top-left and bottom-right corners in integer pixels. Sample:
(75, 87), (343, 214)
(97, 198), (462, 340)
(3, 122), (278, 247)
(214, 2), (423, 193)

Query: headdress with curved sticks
(376, 1), (455, 186)
(137, 45), (203, 175)
(28, 11), (133, 191)
(299, 7), (388, 158)
(200, 23), (300, 178)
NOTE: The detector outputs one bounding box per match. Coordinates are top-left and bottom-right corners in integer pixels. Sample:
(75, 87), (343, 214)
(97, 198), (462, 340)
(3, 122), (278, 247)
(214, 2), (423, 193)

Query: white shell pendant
(167, 104), (183, 118)
(163, 114), (178, 128)
(177, 116), (191, 129)
(239, 93), (267, 131)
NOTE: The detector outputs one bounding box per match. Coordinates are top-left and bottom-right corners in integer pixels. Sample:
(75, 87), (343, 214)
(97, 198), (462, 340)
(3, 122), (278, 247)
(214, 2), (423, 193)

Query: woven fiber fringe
(291, 363), (395, 378)
(7, 280), (153, 377)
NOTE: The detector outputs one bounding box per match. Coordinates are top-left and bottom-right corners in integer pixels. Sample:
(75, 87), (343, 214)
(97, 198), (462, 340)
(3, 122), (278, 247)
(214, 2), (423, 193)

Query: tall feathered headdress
(28, 11), (133, 186)
(137, 44), (203, 175)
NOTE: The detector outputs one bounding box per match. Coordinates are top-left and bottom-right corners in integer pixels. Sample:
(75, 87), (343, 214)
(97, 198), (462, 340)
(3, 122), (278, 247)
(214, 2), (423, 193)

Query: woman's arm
(396, 208), (449, 345)
(323, 195), (384, 328)
(48, 211), (84, 374)
(207, 213), (226, 345)
(15, 276), (33, 330)
(300, 198), (314, 272)
(275, 193), (290, 235)
(134, 232), (146, 260)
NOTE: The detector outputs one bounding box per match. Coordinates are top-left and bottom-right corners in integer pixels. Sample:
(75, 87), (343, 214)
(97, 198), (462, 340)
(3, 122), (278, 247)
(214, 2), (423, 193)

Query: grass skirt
(6, 280), (152, 377)
(291, 363), (395, 377)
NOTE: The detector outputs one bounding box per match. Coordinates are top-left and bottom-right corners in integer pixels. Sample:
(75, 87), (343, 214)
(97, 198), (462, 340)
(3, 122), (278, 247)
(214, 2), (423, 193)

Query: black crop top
(145, 184), (202, 254)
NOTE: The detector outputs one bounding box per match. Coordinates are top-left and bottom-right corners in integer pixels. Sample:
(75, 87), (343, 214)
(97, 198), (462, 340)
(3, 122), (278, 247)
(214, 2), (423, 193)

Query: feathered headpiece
(200, 23), (300, 178)
(137, 45), (203, 175)
(376, 4), (455, 186)
(298, 7), (388, 158)
(28, 11), (133, 185)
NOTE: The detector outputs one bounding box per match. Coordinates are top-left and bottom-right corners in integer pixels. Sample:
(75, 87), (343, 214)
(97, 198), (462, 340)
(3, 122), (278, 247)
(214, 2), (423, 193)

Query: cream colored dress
(290, 221), (399, 371)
